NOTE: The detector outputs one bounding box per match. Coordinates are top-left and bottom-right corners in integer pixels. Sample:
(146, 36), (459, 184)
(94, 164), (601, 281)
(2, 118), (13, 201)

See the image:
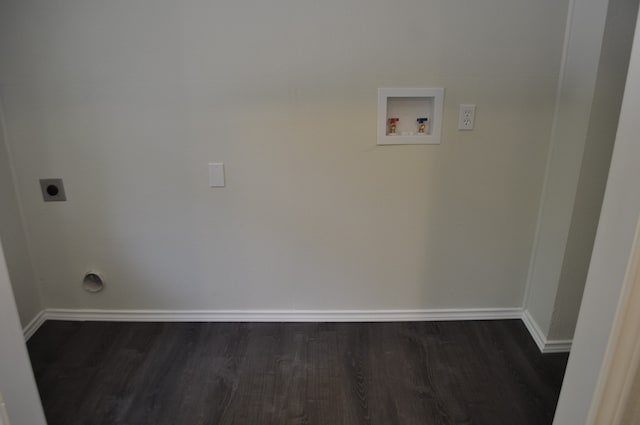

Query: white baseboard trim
(24, 307), (571, 353)
(41, 307), (523, 323)
(542, 339), (573, 353)
(522, 309), (572, 353)
(522, 309), (546, 351)
(23, 310), (46, 341)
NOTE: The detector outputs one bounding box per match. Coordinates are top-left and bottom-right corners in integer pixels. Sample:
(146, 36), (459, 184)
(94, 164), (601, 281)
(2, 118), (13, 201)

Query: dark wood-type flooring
(27, 320), (568, 425)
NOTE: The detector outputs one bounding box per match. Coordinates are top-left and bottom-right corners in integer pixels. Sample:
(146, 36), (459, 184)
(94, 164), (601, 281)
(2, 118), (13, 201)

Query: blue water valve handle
(417, 117), (429, 123)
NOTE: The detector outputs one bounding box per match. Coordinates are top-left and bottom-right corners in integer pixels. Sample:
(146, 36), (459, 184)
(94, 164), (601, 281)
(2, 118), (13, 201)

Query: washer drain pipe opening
(82, 271), (105, 293)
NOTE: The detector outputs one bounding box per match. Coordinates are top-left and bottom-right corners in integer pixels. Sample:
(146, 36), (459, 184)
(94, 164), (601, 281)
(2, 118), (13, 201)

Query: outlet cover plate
(458, 104), (476, 130)
(39, 178), (67, 202)
(208, 163), (225, 187)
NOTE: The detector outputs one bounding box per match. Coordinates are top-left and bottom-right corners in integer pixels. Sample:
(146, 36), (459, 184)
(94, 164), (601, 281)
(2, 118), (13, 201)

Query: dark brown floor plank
(27, 320), (568, 425)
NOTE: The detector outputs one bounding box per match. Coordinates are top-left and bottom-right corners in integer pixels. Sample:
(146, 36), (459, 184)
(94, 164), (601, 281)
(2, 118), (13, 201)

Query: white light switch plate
(208, 163), (225, 187)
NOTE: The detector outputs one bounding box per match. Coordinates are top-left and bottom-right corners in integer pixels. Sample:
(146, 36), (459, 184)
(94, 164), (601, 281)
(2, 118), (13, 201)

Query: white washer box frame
(377, 88), (445, 145)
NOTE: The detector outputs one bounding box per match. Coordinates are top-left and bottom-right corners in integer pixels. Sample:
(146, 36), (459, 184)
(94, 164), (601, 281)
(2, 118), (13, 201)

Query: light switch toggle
(208, 163), (225, 187)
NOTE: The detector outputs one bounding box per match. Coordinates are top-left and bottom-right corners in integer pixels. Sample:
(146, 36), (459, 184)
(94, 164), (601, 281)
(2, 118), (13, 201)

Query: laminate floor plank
(27, 320), (568, 425)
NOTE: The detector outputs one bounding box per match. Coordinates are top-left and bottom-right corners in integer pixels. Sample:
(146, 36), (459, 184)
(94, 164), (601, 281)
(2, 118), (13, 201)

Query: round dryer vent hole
(82, 272), (105, 293)
(46, 185), (59, 196)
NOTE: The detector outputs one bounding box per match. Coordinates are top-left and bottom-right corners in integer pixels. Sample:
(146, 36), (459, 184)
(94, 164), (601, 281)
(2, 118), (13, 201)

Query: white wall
(553, 6), (640, 423)
(622, 367), (640, 424)
(0, 99), (41, 327)
(0, 242), (47, 425)
(549, 0), (639, 340)
(0, 0), (568, 311)
(524, 0), (632, 340)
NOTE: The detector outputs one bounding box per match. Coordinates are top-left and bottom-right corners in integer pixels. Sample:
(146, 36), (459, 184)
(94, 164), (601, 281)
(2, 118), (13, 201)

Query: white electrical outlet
(458, 104), (476, 130)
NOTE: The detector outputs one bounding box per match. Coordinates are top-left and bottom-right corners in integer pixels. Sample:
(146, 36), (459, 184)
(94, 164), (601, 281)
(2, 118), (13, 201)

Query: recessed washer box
(377, 88), (445, 145)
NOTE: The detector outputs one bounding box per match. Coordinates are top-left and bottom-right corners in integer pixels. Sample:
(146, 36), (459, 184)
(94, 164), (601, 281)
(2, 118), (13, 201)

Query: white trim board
(23, 307), (572, 353)
(522, 309), (573, 353)
(23, 308), (520, 339)
(22, 310), (46, 341)
(42, 307), (522, 322)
